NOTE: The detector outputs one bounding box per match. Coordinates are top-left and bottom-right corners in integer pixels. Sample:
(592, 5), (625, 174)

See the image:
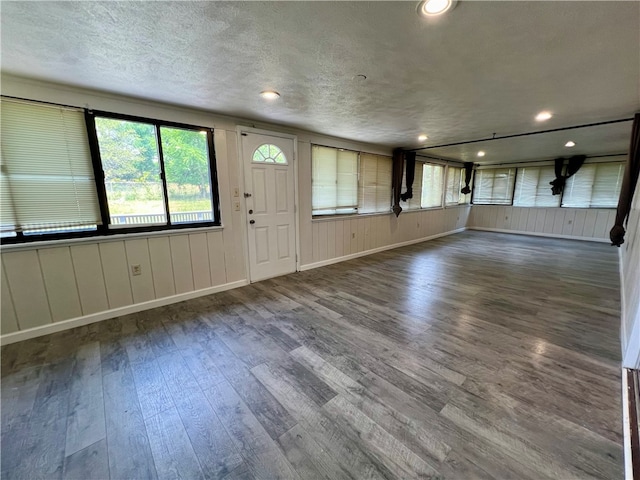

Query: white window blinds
(473, 168), (515, 205)
(401, 161), (424, 210)
(0, 98), (101, 235)
(562, 162), (624, 208)
(421, 164), (444, 208)
(445, 166), (471, 205)
(312, 145), (358, 215)
(513, 166), (560, 207)
(359, 153), (392, 214)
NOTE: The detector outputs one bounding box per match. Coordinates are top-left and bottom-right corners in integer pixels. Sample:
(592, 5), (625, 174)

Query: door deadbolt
(248, 209), (253, 214)
(244, 192), (252, 198)
(249, 220), (255, 225)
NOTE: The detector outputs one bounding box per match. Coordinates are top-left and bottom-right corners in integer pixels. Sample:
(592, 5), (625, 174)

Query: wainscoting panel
(469, 206), (615, 241)
(1, 228), (235, 338)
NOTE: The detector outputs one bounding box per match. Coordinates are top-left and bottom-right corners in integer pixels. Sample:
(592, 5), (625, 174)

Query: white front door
(241, 132), (296, 282)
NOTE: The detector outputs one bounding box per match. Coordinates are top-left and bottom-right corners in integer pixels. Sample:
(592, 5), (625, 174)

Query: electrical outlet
(233, 200), (241, 211)
(568, 220), (573, 224)
(352, 232), (356, 239)
(131, 264), (142, 276)
(233, 187), (239, 197)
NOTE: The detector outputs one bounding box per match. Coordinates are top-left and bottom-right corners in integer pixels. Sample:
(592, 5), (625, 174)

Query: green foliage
(95, 119), (211, 191)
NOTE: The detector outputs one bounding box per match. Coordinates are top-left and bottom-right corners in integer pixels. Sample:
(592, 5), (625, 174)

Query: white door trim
(236, 126), (300, 282)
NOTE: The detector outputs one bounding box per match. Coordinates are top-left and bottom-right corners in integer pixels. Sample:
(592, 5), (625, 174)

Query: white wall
(620, 185), (640, 368)
(468, 205), (616, 242)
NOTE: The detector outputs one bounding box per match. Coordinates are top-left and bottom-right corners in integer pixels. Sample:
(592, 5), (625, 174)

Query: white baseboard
(299, 227), (466, 271)
(0, 279), (248, 346)
(467, 226), (610, 243)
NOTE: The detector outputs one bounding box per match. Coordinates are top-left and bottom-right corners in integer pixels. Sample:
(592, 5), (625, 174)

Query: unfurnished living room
(1, 1), (639, 479)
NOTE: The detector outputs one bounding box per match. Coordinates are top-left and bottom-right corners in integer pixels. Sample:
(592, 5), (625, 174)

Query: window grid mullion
(155, 125), (172, 226)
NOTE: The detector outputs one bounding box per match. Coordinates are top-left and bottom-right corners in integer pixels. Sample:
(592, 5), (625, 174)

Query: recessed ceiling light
(535, 111), (553, 122)
(418, 134), (428, 142)
(477, 151), (486, 157)
(260, 90), (280, 100)
(417, 0), (456, 17)
(565, 141), (576, 147)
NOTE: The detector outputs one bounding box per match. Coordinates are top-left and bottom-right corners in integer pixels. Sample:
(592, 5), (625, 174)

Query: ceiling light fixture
(418, 134), (428, 142)
(535, 111), (553, 122)
(477, 151), (486, 157)
(260, 90), (280, 100)
(417, 0), (456, 17)
(565, 141), (576, 147)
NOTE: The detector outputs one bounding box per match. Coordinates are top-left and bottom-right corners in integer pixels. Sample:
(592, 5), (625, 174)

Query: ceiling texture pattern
(1, 1), (639, 163)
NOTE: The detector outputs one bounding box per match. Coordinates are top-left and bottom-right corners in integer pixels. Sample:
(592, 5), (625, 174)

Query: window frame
(1, 106), (221, 244)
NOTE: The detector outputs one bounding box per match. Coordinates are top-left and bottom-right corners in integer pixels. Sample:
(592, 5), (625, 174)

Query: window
(562, 162), (624, 208)
(445, 166), (471, 205)
(401, 162), (424, 210)
(1, 98), (101, 237)
(421, 163), (444, 208)
(513, 165), (560, 207)
(1, 97), (220, 244)
(473, 168), (516, 205)
(312, 146), (358, 215)
(253, 144), (286, 164)
(93, 113), (218, 227)
(358, 153), (392, 214)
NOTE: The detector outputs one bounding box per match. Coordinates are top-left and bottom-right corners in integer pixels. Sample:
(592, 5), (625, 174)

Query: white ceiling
(1, 1), (639, 163)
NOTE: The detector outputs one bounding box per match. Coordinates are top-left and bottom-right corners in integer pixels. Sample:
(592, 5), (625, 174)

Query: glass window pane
(95, 118), (166, 226)
(160, 127), (214, 224)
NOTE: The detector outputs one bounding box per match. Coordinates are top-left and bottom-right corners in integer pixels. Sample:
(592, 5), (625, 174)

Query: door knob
(244, 193), (252, 198)
(249, 220), (255, 225)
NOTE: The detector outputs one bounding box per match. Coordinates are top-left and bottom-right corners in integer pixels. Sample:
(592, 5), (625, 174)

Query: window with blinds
(445, 166), (471, 205)
(473, 168), (516, 205)
(421, 164), (444, 208)
(311, 145), (358, 215)
(562, 162), (625, 208)
(513, 165), (560, 207)
(358, 153), (392, 214)
(0, 98), (101, 237)
(401, 161), (424, 210)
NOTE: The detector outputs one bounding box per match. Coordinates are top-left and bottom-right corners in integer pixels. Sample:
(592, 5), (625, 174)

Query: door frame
(236, 126), (300, 282)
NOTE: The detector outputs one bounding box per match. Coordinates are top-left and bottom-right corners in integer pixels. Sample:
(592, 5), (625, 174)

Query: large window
(1, 98), (101, 237)
(311, 146), (358, 215)
(358, 153), (392, 214)
(1, 98), (220, 243)
(421, 164), (444, 208)
(445, 166), (471, 205)
(94, 115), (217, 226)
(473, 168), (516, 205)
(513, 165), (560, 207)
(562, 162), (625, 208)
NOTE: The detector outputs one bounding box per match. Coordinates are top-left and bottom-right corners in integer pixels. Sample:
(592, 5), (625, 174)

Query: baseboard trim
(0, 279), (249, 346)
(467, 226), (610, 243)
(299, 227), (466, 271)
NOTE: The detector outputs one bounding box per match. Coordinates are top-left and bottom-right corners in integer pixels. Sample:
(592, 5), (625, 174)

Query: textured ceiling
(1, 1), (639, 163)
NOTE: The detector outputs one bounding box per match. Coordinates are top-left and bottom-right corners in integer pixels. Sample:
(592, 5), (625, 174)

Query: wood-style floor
(1, 231), (624, 479)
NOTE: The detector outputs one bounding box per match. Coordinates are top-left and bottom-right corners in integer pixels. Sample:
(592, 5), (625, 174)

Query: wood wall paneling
(1, 262), (19, 333)
(189, 233), (212, 290)
(124, 239), (155, 304)
(38, 247), (82, 322)
(207, 231), (228, 287)
(2, 250), (52, 329)
(148, 237), (176, 299)
(99, 242), (134, 309)
(169, 235), (195, 294)
(70, 244), (109, 315)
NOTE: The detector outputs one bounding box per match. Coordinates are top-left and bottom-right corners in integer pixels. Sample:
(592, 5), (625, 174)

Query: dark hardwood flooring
(1, 231), (624, 479)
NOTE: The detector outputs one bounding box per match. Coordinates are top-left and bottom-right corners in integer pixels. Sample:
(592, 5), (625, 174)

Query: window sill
(0, 224), (225, 252)
(312, 204), (470, 221)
